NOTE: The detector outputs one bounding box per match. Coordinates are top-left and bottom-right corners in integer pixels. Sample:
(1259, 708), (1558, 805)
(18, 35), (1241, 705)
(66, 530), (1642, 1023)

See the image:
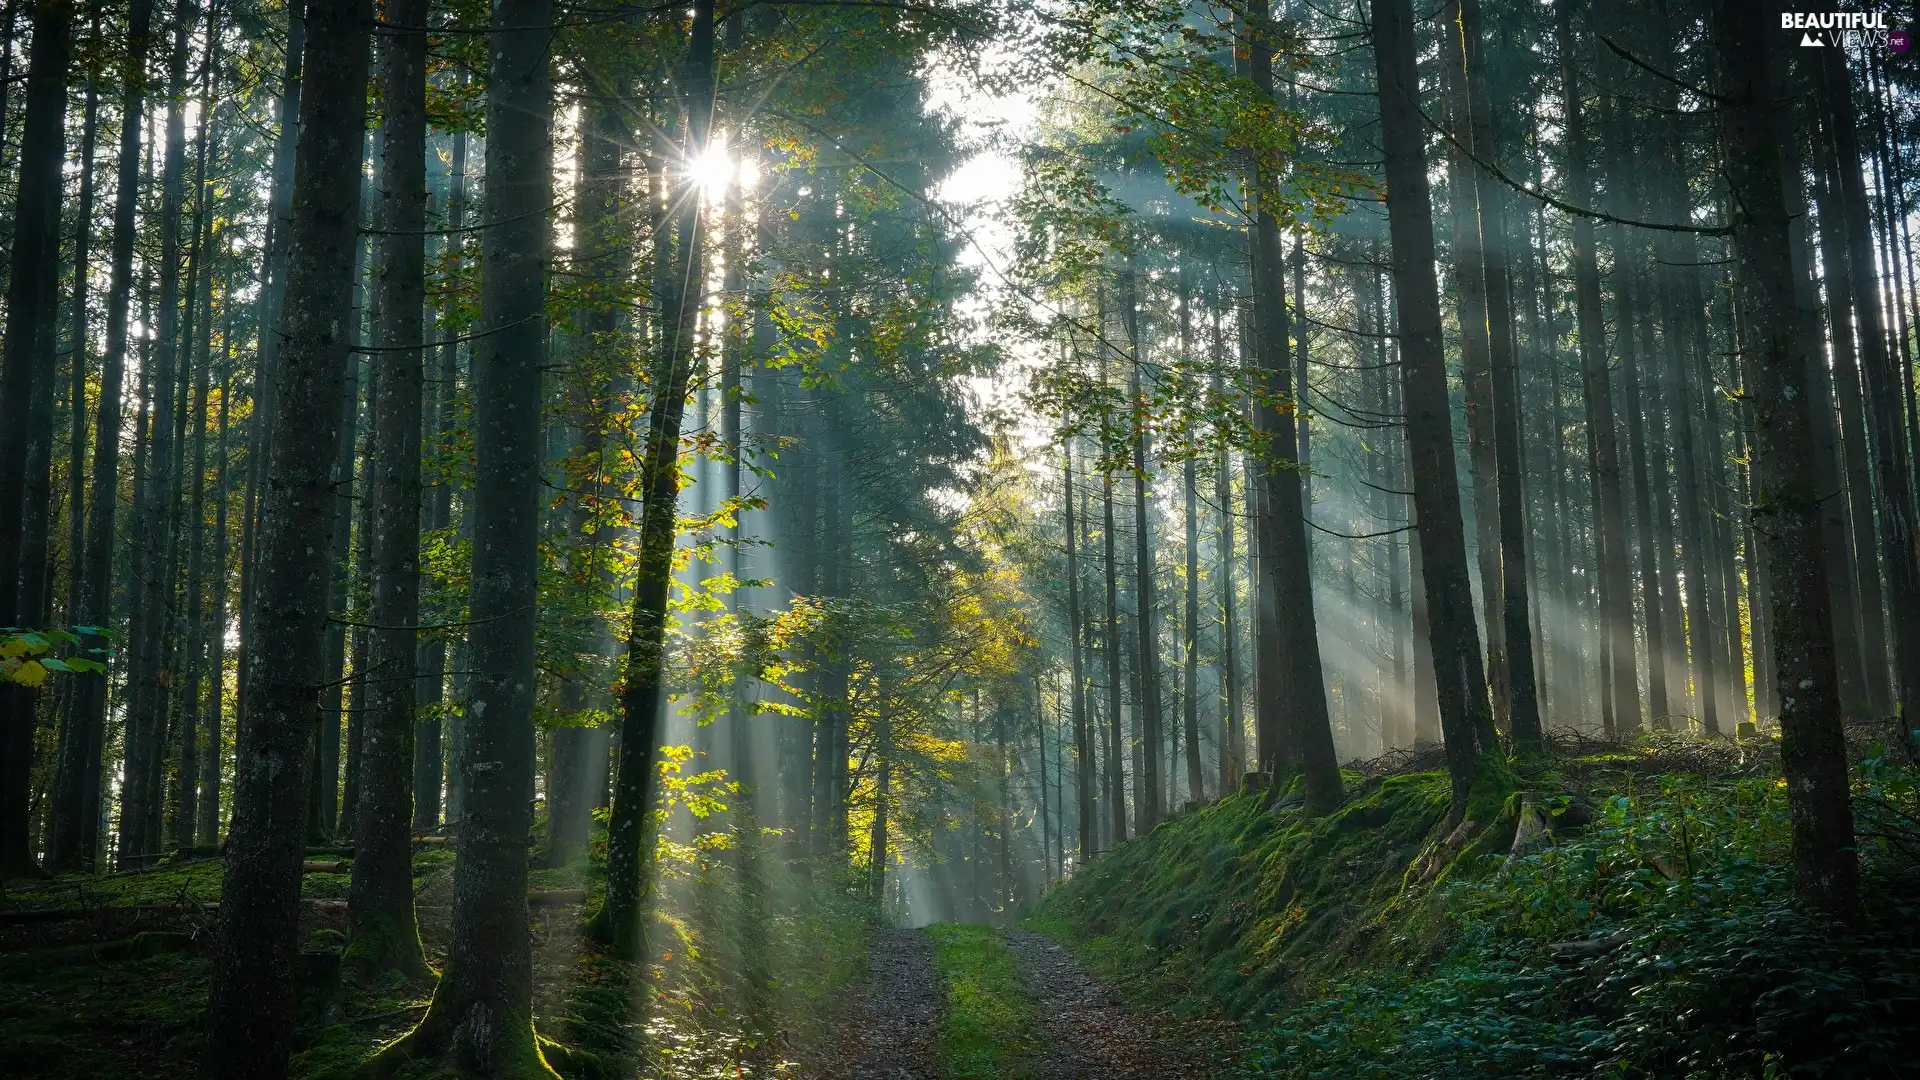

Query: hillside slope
(1030, 738), (1920, 1078)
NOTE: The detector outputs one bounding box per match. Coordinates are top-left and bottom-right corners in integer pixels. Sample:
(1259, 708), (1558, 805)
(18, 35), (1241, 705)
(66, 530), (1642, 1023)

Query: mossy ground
(0, 832), (873, 1079)
(1030, 736), (1920, 1078)
(923, 923), (1037, 1080)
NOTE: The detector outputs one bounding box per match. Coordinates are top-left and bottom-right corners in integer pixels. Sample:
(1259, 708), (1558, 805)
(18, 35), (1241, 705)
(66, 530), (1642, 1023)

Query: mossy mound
(1031, 746), (1920, 1078)
(1031, 770), (1458, 1020)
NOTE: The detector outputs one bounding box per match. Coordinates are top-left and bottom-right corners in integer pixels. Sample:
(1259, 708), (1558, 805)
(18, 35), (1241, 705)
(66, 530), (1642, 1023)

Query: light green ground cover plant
(924, 923), (1038, 1080)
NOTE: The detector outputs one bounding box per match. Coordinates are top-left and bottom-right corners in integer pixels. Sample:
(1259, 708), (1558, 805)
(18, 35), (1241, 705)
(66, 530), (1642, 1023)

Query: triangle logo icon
(1801, 31), (1823, 46)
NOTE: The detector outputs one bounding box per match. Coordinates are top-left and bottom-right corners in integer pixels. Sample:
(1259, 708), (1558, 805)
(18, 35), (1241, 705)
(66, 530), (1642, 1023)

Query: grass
(923, 923), (1037, 1080)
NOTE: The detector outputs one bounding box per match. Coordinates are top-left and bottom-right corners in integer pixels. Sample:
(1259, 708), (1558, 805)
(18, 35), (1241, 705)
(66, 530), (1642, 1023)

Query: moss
(924, 924), (1037, 1080)
(341, 914), (433, 985)
(1029, 770), (1457, 1020)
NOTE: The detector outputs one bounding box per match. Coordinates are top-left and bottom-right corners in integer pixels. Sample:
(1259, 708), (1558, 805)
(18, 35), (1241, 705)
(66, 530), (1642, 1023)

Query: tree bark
(201, 0), (369, 1071)
(1708, 0), (1857, 920)
(1064, 443), (1092, 860)
(372, 0), (556, 1070)
(1443, 0), (1542, 750)
(0, 0), (73, 878)
(48, 0), (153, 872)
(1818, 46), (1920, 733)
(50, 5), (101, 866)
(1122, 271), (1161, 827)
(116, 0), (198, 869)
(589, 0), (714, 971)
(1371, 0), (1501, 815)
(1240, 19), (1340, 810)
(346, 0), (429, 982)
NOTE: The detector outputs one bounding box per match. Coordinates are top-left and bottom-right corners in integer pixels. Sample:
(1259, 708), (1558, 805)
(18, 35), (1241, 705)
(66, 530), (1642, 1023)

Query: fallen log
(527, 888), (587, 906)
(302, 860), (351, 873)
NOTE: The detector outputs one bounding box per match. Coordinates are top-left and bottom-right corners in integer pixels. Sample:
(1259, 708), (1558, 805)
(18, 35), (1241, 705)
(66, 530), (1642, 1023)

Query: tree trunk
(1818, 45), (1920, 733)
(116, 0), (197, 870)
(1101, 433), (1126, 845)
(589, 0), (714, 971)
(1708, 0), (1857, 920)
(50, 10), (101, 866)
(199, 325), (232, 848)
(238, 0), (306, 745)
(200, 0), (369, 1071)
(1443, 0), (1541, 750)
(1241, 19), (1341, 810)
(48, 0), (153, 872)
(0, 0), (74, 878)
(1064, 443), (1092, 861)
(1183, 456), (1202, 801)
(1123, 272), (1161, 827)
(373, 0), (557, 1070)
(1371, 0), (1501, 816)
(345, 0), (429, 982)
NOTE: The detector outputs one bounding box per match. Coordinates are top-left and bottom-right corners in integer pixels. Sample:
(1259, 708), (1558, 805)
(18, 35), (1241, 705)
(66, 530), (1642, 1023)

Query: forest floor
(810, 924), (1225, 1080)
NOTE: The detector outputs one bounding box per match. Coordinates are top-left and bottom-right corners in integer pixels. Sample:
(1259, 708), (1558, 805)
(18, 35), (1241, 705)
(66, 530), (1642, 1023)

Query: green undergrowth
(924, 923), (1038, 1080)
(1031, 743), (1920, 1079)
(1, 828), (874, 1080)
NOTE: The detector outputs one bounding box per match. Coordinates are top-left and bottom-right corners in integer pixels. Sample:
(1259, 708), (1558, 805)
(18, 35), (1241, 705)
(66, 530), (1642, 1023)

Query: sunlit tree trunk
(592, 0), (715, 968)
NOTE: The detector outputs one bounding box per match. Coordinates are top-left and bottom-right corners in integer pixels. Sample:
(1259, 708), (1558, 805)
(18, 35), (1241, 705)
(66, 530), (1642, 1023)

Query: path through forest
(815, 927), (1206, 1079)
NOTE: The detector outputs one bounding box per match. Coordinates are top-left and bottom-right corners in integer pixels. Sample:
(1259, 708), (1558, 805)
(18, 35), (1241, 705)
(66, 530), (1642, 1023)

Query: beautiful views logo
(1782, 11), (1910, 51)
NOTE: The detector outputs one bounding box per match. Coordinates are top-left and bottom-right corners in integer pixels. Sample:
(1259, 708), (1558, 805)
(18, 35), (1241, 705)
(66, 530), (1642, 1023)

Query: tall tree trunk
(201, 0), (370, 1071)
(238, 0), (306, 740)
(117, 0), (198, 869)
(1183, 456), (1202, 802)
(415, 122), (464, 834)
(1123, 271), (1161, 828)
(1214, 400), (1242, 790)
(50, 8), (100, 864)
(0, 0), (74, 878)
(1101, 430), (1126, 844)
(48, 0), (153, 872)
(1818, 46), (1920, 733)
(589, 0), (714, 971)
(346, 0), (429, 982)
(375, 0), (557, 1070)
(198, 321), (232, 848)
(1371, 0), (1501, 816)
(1708, 0), (1857, 920)
(1240, 19), (1340, 811)
(1443, 0), (1541, 750)
(1064, 443), (1092, 861)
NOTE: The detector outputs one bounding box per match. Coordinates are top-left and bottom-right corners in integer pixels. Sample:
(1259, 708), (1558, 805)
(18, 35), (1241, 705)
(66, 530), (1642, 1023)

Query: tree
(367, 0), (560, 1067)
(346, 0), (430, 982)
(1705, 0), (1857, 920)
(202, 0), (371, 1072)
(0, 0), (75, 878)
(1370, 0), (1502, 817)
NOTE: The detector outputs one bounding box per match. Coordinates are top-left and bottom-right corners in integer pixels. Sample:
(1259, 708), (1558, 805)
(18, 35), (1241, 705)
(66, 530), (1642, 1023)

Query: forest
(0, 0), (1918, 1075)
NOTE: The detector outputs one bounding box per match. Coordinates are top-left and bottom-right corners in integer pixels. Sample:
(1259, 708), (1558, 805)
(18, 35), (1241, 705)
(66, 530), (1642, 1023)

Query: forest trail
(818, 927), (1206, 1080)
(1003, 930), (1203, 1080)
(823, 928), (944, 1079)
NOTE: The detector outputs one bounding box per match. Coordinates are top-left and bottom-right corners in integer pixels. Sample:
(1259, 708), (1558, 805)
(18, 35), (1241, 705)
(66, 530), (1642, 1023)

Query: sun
(687, 145), (734, 200)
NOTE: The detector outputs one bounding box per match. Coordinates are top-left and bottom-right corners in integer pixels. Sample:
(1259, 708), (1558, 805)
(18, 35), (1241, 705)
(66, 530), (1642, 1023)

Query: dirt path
(812, 927), (942, 1080)
(1003, 930), (1209, 1080)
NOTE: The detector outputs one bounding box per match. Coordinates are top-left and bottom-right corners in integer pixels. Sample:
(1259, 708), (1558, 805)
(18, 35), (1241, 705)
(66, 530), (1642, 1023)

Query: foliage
(0, 628), (110, 687)
(1034, 753), (1920, 1079)
(925, 922), (1038, 1080)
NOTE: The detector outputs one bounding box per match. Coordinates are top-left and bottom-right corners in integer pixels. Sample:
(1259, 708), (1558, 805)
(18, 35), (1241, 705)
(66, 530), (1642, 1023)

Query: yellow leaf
(11, 660), (47, 687)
